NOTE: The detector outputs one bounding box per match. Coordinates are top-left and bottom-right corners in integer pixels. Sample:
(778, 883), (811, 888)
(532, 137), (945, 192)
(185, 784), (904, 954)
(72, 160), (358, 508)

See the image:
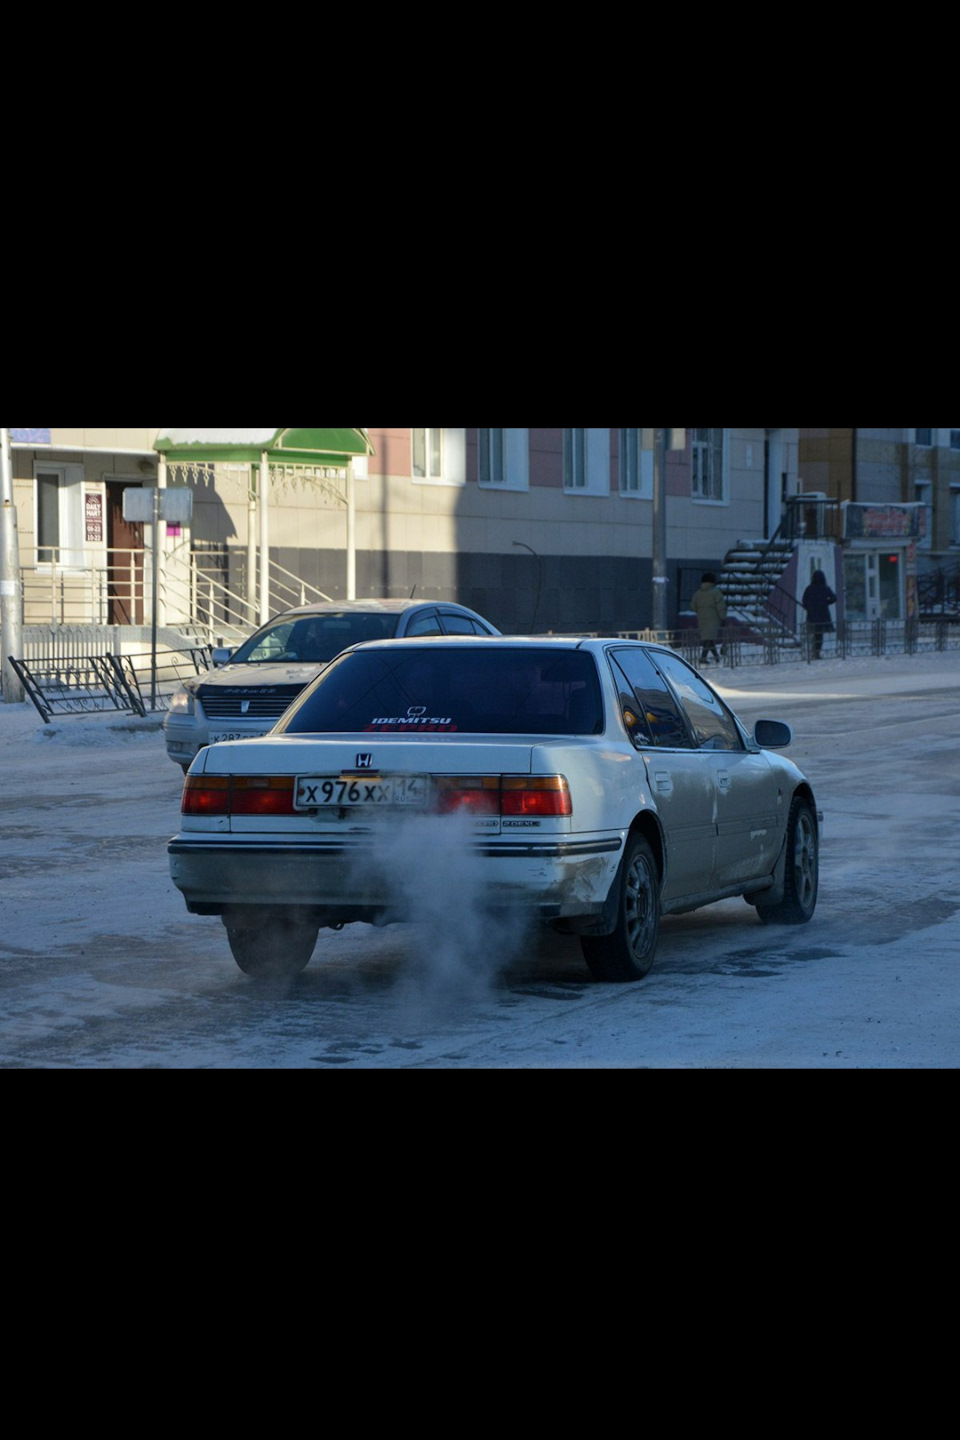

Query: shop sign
(844, 503), (922, 540)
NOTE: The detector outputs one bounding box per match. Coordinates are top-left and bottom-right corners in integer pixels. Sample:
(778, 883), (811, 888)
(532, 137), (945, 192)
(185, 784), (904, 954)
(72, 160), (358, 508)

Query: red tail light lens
(435, 776), (501, 815)
(502, 776), (572, 816)
(230, 776), (297, 815)
(182, 775), (296, 816)
(434, 775), (571, 817)
(182, 775), (230, 815)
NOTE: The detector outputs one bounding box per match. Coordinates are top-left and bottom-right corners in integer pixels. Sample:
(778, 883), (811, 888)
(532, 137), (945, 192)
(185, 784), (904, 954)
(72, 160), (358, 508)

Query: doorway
(843, 549), (904, 622)
(107, 483), (145, 624)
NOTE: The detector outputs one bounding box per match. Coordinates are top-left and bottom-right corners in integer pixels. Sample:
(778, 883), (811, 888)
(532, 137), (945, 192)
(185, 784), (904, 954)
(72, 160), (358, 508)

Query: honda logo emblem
(356, 753), (374, 769)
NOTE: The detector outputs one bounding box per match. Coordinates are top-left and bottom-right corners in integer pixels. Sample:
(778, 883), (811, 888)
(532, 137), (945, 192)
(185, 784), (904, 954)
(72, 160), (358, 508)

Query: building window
(915, 428), (933, 447)
(618, 428), (653, 499)
(35, 464), (84, 567)
(563, 428), (610, 495)
(564, 428), (586, 488)
(951, 485), (960, 547)
(950, 431), (960, 450)
(478, 428), (529, 490)
(411, 429), (466, 485)
(691, 428), (726, 501)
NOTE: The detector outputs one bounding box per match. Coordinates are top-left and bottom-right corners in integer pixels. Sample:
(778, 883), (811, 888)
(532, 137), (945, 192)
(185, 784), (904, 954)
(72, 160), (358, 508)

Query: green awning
(154, 428), (374, 466)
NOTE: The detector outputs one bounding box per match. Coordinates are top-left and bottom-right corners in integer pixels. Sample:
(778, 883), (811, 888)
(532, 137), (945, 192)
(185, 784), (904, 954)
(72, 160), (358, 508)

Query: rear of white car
(168, 637), (818, 983)
(170, 732), (629, 922)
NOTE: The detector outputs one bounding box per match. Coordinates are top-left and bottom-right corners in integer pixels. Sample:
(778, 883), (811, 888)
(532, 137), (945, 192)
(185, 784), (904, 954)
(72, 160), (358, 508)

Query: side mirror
(753, 719), (793, 749)
(211, 647), (234, 667)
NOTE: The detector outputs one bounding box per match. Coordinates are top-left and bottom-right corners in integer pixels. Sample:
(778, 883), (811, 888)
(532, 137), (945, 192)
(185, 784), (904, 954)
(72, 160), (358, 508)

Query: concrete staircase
(717, 537), (801, 652)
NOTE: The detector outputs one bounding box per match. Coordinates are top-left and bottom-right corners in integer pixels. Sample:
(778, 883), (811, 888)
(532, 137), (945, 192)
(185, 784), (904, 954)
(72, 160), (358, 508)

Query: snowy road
(1, 650), (959, 1068)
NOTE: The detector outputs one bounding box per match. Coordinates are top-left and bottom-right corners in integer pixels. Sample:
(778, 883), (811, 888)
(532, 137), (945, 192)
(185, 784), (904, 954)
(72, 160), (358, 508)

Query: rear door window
(650, 651), (744, 751)
(439, 610), (492, 635)
(608, 647), (691, 748)
(403, 609), (444, 636)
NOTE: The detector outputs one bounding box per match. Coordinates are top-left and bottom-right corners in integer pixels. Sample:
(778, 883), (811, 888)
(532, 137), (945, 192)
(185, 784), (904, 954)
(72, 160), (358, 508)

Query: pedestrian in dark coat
(690, 571), (727, 664)
(801, 569), (837, 658)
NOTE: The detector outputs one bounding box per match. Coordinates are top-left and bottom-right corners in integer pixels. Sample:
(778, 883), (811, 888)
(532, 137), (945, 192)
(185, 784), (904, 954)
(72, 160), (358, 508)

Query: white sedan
(168, 637), (821, 983)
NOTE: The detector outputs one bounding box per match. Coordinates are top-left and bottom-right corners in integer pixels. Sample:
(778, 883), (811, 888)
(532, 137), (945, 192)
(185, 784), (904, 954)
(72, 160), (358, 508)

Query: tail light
(183, 775), (296, 816)
(183, 773), (571, 818)
(436, 775), (571, 817)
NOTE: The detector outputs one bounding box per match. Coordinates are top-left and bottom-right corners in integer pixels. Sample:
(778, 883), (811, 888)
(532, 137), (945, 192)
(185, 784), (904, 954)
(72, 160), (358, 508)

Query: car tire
(223, 907), (318, 980)
(580, 834), (660, 982)
(755, 797), (818, 925)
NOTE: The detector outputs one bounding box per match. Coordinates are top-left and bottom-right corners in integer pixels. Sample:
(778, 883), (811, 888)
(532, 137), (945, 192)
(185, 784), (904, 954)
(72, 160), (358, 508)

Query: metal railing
(19, 547), (334, 641)
(917, 563), (960, 620)
(780, 495), (843, 542)
(617, 619), (960, 668)
(10, 645), (213, 723)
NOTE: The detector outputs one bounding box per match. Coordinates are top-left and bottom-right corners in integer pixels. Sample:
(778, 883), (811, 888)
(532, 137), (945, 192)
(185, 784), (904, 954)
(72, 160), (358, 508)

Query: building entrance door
(107, 483), (145, 624)
(843, 550), (903, 622)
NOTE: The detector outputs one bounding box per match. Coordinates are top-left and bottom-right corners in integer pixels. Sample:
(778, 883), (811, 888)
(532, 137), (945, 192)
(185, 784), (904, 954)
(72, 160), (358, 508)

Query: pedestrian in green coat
(691, 571), (727, 665)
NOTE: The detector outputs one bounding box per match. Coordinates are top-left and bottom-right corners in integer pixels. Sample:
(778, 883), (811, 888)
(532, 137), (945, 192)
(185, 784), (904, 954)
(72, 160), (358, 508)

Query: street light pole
(1, 427), (25, 703)
(652, 428), (668, 633)
(512, 540), (542, 632)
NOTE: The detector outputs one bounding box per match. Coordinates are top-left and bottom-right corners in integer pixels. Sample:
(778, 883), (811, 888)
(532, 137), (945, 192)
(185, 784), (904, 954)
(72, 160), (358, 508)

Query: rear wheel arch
(580, 815), (664, 983)
(631, 811), (664, 883)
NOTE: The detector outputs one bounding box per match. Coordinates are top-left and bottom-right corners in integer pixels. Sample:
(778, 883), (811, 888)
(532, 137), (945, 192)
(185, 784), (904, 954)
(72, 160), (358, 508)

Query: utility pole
(150, 486), (160, 712)
(1, 427), (25, 703)
(651, 428), (668, 633)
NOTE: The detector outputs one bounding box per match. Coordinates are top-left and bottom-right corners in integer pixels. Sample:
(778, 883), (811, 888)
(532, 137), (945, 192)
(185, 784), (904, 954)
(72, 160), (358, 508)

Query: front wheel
(581, 835), (660, 982)
(223, 907), (318, 980)
(756, 797), (818, 925)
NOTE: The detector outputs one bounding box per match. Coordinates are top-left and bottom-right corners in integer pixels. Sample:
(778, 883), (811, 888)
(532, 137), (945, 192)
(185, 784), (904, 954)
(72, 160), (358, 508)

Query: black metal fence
(9, 647), (212, 724)
(618, 619), (960, 670)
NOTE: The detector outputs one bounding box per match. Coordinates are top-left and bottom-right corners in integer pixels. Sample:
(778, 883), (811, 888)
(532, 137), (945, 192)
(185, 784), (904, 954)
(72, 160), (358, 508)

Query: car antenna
(409, 585), (417, 599)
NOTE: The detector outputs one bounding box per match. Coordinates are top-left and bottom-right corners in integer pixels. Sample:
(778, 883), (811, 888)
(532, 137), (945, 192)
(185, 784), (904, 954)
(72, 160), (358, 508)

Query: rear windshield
(277, 647), (603, 735)
(231, 612), (400, 665)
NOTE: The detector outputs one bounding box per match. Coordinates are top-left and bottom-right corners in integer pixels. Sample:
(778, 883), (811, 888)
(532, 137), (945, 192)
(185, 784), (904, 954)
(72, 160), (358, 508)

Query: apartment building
(6, 427), (799, 639)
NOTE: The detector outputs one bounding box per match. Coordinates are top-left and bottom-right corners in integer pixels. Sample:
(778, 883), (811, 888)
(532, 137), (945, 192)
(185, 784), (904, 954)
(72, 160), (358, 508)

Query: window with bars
(691, 428), (726, 501)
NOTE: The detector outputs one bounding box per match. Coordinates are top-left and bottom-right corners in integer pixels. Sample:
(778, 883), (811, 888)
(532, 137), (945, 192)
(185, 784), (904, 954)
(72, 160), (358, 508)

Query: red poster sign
(85, 492), (104, 542)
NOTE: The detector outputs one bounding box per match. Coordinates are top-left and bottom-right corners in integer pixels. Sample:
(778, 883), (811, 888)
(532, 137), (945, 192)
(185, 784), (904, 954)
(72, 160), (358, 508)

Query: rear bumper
(168, 833), (624, 920)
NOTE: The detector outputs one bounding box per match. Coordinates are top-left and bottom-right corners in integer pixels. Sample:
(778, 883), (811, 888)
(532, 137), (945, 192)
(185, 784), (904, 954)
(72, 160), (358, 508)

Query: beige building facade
(7, 427), (802, 638)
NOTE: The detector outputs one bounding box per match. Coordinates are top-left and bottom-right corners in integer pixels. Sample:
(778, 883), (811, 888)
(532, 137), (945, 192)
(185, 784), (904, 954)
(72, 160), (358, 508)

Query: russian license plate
(210, 731), (248, 743)
(295, 774), (428, 810)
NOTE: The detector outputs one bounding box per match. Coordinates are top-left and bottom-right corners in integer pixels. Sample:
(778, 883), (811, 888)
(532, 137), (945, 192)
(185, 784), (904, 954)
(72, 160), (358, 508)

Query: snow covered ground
(1, 648), (959, 1068)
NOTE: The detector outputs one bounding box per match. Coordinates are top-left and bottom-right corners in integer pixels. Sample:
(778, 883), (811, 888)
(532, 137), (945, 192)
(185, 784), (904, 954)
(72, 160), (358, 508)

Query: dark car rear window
(277, 647), (603, 735)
